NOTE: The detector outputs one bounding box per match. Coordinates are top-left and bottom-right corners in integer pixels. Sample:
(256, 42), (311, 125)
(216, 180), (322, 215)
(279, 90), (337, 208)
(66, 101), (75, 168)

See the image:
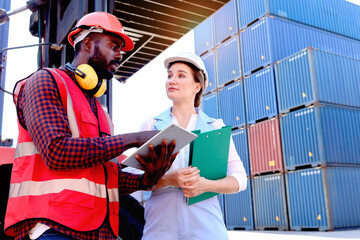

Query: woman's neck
(171, 103), (197, 129)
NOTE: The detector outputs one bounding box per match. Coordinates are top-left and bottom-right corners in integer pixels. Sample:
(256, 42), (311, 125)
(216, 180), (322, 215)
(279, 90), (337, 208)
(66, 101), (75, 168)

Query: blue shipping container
(202, 92), (219, 119)
(252, 173), (288, 230)
(201, 50), (217, 94)
(232, 127), (250, 176)
(194, 15), (214, 55)
(280, 105), (360, 170)
(216, 35), (242, 86)
(240, 15), (360, 76)
(214, 0), (239, 45)
(244, 65), (278, 124)
(219, 81), (246, 128)
(275, 47), (360, 113)
(237, 0), (360, 40)
(225, 178), (254, 230)
(286, 167), (360, 230)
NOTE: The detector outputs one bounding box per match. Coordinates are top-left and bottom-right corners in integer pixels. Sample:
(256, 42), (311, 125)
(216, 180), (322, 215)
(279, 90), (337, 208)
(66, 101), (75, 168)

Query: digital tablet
(120, 124), (198, 169)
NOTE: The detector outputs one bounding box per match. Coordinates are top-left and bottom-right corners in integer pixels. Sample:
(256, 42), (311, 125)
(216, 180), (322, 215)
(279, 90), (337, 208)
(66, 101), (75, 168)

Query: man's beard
(88, 44), (113, 81)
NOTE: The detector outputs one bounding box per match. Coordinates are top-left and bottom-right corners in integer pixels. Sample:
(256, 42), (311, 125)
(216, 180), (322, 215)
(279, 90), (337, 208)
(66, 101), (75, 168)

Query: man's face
(88, 34), (123, 80)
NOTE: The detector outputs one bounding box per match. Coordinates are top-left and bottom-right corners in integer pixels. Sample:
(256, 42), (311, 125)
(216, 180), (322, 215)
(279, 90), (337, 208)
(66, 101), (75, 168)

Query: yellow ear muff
(75, 64), (98, 90)
(74, 64), (106, 97)
(93, 79), (106, 97)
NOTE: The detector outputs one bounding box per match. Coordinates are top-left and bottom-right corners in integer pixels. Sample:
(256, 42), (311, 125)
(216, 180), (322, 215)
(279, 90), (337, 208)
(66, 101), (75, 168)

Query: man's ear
(81, 37), (93, 53)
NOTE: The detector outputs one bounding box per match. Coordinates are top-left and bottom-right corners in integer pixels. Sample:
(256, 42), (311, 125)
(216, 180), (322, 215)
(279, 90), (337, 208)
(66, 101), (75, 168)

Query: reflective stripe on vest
(50, 69), (80, 138)
(10, 178), (107, 198)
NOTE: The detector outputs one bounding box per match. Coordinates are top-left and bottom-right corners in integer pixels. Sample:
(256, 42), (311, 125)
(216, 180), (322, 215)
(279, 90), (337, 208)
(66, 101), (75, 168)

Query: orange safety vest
(5, 69), (120, 237)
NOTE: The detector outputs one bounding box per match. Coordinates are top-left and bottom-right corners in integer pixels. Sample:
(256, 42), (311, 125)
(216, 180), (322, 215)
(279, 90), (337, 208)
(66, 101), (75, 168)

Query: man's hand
(135, 139), (178, 189)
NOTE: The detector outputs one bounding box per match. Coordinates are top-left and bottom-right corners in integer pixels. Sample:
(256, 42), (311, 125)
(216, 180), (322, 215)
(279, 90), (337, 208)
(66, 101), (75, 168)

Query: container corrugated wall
(202, 92), (219, 119)
(218, 81), (246, 128)
(194, 15), (214, 55)
(252, 173), (288, 230)
(240, 15), (360, 75)
(237, 0), (360, 40)
(201, 50), (217, 94)
(248, 117), (283, 176)
(280, 105), (360, 170)
(225, 178), (254, 230)
(275, 47), (360, 113)
(244, 65), (278, 124)
(216, 35), (242, 86)
(214, 0), (239, 45)
(286, 167), (360, 230)
(232, 127), (250, 176)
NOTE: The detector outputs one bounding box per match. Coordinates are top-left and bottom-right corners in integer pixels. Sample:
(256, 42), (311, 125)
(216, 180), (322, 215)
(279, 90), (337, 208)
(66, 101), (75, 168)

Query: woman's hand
(163, 166), (200, 188)
(182, 177), (210, 198)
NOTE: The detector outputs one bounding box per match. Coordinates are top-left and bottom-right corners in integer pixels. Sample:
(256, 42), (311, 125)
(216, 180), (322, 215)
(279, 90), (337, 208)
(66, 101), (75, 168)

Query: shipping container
(286, 167), (360, 231)
(214, 0), (239, 45)
(232, 127), (250, 176)
(216, 35), (242, 86)
(202, 92), (219, 119)
(224, 178), (254, 230)
(248, 117), (283, 176)
(275, 47), (360, 113)
(201, 50), (217, 94)
(240, 15), (360, 76)
(237, 0), (360, 40)
(218, 81), (246, 128)
(194, 15), (214, 55)
(244, 65), (278, 124)
(252, 173), (288, 230)
(280, 105), (360, 170)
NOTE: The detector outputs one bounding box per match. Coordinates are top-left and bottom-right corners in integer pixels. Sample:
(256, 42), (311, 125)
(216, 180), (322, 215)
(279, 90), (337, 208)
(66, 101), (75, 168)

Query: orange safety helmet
(68, 12), (134, 51)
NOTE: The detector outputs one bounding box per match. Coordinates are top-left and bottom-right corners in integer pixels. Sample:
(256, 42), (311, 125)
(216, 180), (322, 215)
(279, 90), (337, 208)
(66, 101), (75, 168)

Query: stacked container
(275, 47), (360, 113)
(202, 92), (219, 119)
(194, 0), (360, 233)
(218, 81), (246, 129)
(224, 128), (255, 230)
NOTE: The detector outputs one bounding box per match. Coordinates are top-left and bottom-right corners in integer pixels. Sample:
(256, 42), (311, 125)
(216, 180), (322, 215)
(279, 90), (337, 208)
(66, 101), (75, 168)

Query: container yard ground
(228, 229), (360, 240)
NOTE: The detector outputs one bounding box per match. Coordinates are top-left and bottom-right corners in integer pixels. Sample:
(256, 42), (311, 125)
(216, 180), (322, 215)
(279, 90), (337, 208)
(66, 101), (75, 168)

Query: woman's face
(166, 62), (201, 105)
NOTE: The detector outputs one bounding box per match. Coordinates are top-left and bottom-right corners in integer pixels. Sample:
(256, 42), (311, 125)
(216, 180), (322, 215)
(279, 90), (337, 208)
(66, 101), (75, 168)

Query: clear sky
(2, 0), (360, 143)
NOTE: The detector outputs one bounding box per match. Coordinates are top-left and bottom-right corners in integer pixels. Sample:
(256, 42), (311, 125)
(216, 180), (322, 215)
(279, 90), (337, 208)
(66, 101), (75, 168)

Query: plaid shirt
(13, 68), (143, 240)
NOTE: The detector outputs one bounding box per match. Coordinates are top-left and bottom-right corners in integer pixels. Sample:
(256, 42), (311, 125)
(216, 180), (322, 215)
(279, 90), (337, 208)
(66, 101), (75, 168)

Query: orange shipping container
(248, 117), (283, 176)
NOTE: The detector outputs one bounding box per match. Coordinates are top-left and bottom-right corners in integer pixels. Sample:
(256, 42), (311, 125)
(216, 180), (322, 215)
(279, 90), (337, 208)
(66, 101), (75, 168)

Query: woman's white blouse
(139, 112), (247, 192)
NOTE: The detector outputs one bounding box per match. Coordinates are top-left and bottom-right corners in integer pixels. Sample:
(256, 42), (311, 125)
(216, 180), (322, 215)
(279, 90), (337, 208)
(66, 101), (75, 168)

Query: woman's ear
(194, 82), (202, 94)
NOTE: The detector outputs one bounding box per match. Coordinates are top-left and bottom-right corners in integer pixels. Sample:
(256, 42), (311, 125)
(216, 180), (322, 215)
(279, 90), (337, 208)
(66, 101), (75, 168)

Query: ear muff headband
(65, 63), (106, 97)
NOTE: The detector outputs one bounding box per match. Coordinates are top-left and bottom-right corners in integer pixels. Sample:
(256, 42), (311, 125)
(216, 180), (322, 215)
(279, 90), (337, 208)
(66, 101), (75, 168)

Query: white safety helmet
(164, 52), (209, 92)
